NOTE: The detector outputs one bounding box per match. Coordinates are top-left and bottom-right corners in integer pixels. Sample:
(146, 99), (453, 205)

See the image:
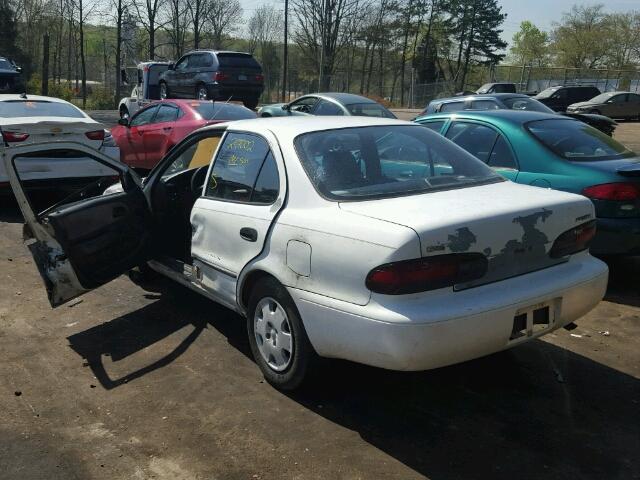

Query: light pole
(281, 0), (288, 102)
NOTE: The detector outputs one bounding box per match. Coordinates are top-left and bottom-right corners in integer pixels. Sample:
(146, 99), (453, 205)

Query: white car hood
(339, 181), (595, 288)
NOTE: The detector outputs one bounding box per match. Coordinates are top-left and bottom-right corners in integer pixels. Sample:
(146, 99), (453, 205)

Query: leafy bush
(86, 87), (115, 110)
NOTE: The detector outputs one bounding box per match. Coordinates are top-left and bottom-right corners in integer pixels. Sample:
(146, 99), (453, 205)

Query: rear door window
(445, 122), (498, 162)
(440, 102), (465, 112)
(488, 135), (518, 169)
(313, 100), (344, 116)
(471, 100), (500, 110)
(420, 120), (446, 133)
(205, 132), (275, 202)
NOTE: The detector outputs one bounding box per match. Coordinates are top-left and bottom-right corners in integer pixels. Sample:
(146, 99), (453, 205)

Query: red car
(111, 99), (256, 171)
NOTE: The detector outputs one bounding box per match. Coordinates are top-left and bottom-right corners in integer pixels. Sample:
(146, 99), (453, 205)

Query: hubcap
(197, 87), (207, 100)
(254, 297), (293, 372)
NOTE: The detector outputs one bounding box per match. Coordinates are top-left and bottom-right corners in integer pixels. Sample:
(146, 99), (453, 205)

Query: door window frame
(130, 104), (160, 127)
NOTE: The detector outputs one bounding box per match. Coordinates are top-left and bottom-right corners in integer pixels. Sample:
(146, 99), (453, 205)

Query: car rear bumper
(591, 216), (640, 255)
(289, 254), (608, 371)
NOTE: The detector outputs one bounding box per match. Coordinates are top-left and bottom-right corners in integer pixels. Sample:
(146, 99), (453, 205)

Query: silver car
(567, 91), (640, 119)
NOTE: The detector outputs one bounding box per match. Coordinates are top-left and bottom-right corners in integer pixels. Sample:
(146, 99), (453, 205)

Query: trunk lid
(1, 117), (105, 149)
(339, 181), (594, 289)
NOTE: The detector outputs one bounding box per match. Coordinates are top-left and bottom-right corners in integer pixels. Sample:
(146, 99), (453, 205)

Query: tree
(510, 21), (549, 66)
(164, 0), (189, 57)
(134, 0), (165, 59)
(0, 0), (24, 63)
(603, 12), (640, 69)
(551, 4), (609, 69)
(247, 5), (283, 100)
(205, 0), (243, 49)
(187, 0), (208, 49)
(292, 0), (361, 90)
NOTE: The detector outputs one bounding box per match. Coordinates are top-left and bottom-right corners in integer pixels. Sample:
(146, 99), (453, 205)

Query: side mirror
(118, 117), (129, 126)
(281, 104), (289, 111)
(168, 63), (175, 70)
(15, 66), (22, 73)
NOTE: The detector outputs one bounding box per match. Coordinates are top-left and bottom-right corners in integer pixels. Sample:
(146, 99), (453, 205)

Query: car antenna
(209, 95), (233, 122)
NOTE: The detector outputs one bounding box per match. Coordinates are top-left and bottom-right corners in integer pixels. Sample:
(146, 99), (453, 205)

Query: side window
(251, 152), (280, 204)
(289, 97), (318, 113)
(420, 120), (445, 133)
(153, 105), (179, 123)
(201, 54), (213, 67)
(175, 55), (189, 71)
(440, 102), (464, 112)
(313, 100), (344, 116)
(610, 94), (627, 104)
(553, 89), (568, 101)
(445, 122), (498, 162)
(471, 100), (500, 110)
(130, 105), (158, 126)
(488, 135), (518, 169)
(205, 133), (273, 203)
(161, 135), (222, 179)
(630, 93), (640, 103)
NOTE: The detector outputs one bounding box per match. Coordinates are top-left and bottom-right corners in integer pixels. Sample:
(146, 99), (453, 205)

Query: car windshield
(588, 92), (616, 103)
(0, 100), (85, 118)
(295, 125), (502, 201)
(535, 87), (561, 99)
(527, 119), (634, 161)
(192, 102), (257, 120)
(345, 103), (396, 118)
(503, 97), (554, 113)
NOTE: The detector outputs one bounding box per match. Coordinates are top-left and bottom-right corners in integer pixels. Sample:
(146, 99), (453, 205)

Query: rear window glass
(217, 54), (261, 69)
(527, 119), (634, 161)
(192, 102), (257, 120)
(345, 103), (395, 118)
(0, 100), (85, 118)
(295, 125), (502, 201)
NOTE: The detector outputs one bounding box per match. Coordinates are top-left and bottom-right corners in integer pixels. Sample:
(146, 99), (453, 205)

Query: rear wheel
(160, 82), (169, 99)
(243, 96), (260, 110)
(196, 84), (209, 100)
(247, 277), (316, 390)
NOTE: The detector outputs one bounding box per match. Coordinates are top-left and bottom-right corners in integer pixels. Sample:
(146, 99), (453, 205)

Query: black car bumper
(591, 216), (640, 255)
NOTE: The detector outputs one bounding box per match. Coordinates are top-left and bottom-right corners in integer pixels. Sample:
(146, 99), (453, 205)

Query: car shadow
(65, 278), (639, 479)
(601, 256), (640, 307)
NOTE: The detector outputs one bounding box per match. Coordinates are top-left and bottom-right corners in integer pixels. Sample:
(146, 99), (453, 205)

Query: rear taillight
(582, 183), (640, 201)
(85, 130), (105, 141)
(549, 220), (596, 258)
(3, 131), (30, 142)
(215, 72), (230, 81)
(102, 130), (117, 147)
(255, 74), (264, 82)
(365, 253), (488, 295)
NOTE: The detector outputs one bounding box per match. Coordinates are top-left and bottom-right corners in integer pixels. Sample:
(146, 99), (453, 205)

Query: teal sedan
(415, 110), (640, 255)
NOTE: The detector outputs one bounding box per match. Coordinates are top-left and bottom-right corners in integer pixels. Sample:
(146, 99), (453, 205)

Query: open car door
(3, 142), (151, 307)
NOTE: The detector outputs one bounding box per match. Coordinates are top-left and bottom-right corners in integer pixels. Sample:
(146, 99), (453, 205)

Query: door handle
(240, 227), (258, 242)
(163, 127), (172, 131)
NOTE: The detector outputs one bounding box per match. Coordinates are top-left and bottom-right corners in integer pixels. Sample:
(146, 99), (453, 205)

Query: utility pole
(41, 34), (50, 96)
(318, 0), (326, 91)
(281, 0), (288, 102)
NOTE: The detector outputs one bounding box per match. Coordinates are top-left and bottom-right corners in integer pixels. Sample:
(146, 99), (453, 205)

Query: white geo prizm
(4, 116), (608, 390)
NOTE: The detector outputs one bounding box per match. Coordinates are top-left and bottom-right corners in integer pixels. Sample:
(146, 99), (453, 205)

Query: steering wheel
(190, 166), (209, 198)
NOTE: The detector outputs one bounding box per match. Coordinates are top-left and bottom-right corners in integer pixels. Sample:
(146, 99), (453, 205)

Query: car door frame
(124, 104), (160, 168)
(189, 127), (288, 311)
(142, 103), (181, 169)
(441, 118), (520, 180)
(3, 141), (149, 307)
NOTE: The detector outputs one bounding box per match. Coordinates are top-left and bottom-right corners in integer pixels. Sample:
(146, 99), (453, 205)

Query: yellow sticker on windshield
(226, 138), (254, 152)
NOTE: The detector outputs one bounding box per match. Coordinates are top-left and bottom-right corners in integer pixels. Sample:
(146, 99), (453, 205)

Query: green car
(415, 110), (640, 255)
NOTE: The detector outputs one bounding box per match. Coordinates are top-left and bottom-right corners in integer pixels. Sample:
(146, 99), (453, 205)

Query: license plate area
(510, 299), (559, 341)
(238, 74), (247, 81)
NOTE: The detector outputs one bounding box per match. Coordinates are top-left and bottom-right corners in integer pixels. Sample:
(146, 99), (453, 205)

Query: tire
(119, 106), (129, 119)
(160, 82), (169, 100)
(247, 277), (316, 390)
(196, 84), (209, 100)
(243, 96), (259, 110)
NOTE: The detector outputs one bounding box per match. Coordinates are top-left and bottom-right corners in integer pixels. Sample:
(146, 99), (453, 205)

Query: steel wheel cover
(254, 297), (293, 372)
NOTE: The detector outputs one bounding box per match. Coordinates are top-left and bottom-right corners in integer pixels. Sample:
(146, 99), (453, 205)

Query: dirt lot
(1, 117), (639, 480)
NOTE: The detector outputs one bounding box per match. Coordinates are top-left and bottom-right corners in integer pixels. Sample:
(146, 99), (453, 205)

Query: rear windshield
(345, 103), (395, 118)
(217, 54), (261, 69)
(0, 59), (14, 70)
(527, 119), (634, 161)
(0, 100), (85, 118)
(192, 102), (257, 120)
(294, 125), (502, 201)
(503, 97), (553, 113)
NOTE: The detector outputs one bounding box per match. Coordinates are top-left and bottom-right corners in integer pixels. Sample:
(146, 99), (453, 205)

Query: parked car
(112, 99), (256, 172)
(118, 61), (171, 119)
(258, 92), (396, 118)
(567, 91), (640, 120)
(414, 110), (640, 255)
(420, 93), (617, 136)
(534, 85), (601, 112)
(159, 51), (264, 109)
(0, 94), (118, 194)
(0, 57), (24, 94)
(4, 116), (608, 389)
(476, 82), (517, 94)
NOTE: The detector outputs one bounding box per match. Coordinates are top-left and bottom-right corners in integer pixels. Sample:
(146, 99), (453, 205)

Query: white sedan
(0, 94), (118, 194)
(3, 116), (608, 390)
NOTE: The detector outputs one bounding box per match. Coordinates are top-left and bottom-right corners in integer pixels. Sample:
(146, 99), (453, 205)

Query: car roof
(431, 93), (529, 104)
(0, 94), (71, 103)
(308, 92), (379, 105)
(419, 109), (575, 125)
